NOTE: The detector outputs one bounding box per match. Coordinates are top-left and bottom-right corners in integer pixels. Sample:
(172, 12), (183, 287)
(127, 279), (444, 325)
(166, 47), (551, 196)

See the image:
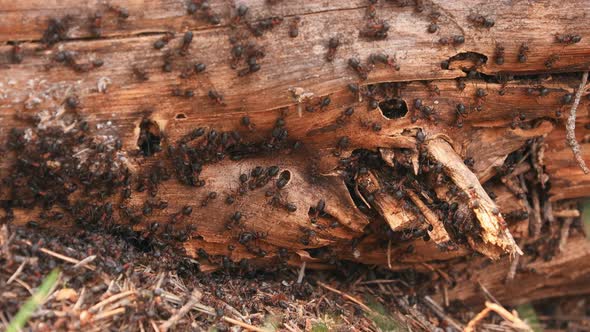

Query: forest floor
(1, 223), (588, 331)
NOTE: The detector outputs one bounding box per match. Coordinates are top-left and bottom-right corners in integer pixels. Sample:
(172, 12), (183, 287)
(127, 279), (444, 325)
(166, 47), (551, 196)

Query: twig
(531, 188), (543, 238)
(154, 272), (165, 290)
(317, 281), (374, 314)
(89, 290), (136, 313)
(73, 287), (86, 311)
(387, 239), (392, 269)
(150, 320), (159, 332)
(506, 255), (519, 282)
(159, 291), (215, 316)
(442, 284), (449, 308)
(297, 262), (306, 284)
(422, 296), (464, 331)
(485, 302), (532, 331)
(466, 301), (533, 332)
(406, 190), (450, 244)
(465, 307), (492, 332)
(558, 218), (573, 253)
(478, 283), (501, 305)
(222, 316), (267, 332)
(160, 290), (202, 331)
(284, 322), (301, 332)
(6, 260), (27, 285)
(73, 255), (97, 269)
(359, 279), (405, 285)
(14, 278), (34, 295)
(553, 209), (580, 218)
(0, 311), (9, 329)
(93, 307), (126, 321)
(23, 240), (95, 271)
(566, 71), (590, 174)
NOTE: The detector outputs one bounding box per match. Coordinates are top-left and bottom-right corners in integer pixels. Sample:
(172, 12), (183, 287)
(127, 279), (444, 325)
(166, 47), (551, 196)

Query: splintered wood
(425, 139), (521, 258)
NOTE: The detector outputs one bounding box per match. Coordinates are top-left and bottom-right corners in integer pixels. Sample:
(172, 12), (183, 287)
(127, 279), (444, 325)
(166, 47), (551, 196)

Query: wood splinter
(406, 190), (451, 245)
(357, 171), (421, 231)
(566, 71), (590, 174)
(426, 138), (523, 258)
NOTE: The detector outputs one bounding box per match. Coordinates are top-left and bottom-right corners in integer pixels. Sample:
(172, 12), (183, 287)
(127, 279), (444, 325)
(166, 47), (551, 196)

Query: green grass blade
(6, 268), (60, 332)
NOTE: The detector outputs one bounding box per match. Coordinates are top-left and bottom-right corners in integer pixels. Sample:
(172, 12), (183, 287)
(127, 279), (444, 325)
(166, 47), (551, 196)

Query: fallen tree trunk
(1, 0), (590, 306)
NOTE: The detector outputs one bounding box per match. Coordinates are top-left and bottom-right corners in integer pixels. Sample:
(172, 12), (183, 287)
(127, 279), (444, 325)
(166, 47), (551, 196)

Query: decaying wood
(444, 235), (590, 306)
(1, 0), (590, 309)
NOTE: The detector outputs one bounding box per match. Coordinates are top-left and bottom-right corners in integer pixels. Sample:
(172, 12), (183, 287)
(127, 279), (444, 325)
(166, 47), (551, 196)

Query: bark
(1, 0), (590, 305)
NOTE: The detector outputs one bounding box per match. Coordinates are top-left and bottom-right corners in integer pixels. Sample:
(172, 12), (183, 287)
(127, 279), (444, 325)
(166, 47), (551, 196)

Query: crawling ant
(544, 54), (559, 69)
(366, 1), (377, 18)
(326, 37), (340, 62)
(467, 14), (494, 28)
(241, 116), (256, 130)
(316, 199), (326, 214)
(369, 53), (400, 71)
(427, 23), (438, 33)
(466, 187), (483, 210)
(348, 83), (359, 95)
(289, 16), (301, 38)
(539, 86), (549, 96)
(237, 43), (265, 76)
(334, 136), (350, 156)
(451, 78), (464, 91)
(455, 103), (468, 128)
(555, 33), (582, 44)
(182, 205), (193, 216)
(179, 31), (193, 55)
(249, 17), (283, 37)
(10, 43), (24, 64)
(208, 90), (224, 104)
(415, 0), (424, 12)
(494, 44), (505, 65)
(438, 37), (450, 45)
(107, 4), (129, 20)
(133, 66), (149, 81)
(192, 62), (206, 74)
(89, 12), (103, 37)
(65, 95), (80, 109)
(518, 43), (529, 63)
(427, 82), (440, 96)
(41, 16), (74, 48)
(452, 35), (465, 45)
(236, 4), (249, 17)
(348, 57), (372, 80)
(180, 62), (206, 78)
(153, 32), (175, 49)
(509, 112), (526, 129)
(230, 4), (249, 26)
(475, 88), (487, 98)
(187, 0), (220, 24)
(464, 157), (475, 170)
(201, 191), (217, 206)
(359, 19), (390, 40)
(172, 88), (194, 98)
(161, 51), (174, 72)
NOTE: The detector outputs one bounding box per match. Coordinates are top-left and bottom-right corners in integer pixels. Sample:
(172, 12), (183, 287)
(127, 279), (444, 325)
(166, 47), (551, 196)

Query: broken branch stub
(425, 138), (522, 258)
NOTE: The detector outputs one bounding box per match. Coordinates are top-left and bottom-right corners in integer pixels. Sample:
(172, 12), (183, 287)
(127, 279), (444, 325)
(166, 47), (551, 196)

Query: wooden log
(0, 1), (589, 304)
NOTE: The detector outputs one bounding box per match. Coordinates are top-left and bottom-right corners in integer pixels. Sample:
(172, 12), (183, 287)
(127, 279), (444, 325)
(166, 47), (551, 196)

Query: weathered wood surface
(444, 235), (590, 306)
(1, 0), (590, 305)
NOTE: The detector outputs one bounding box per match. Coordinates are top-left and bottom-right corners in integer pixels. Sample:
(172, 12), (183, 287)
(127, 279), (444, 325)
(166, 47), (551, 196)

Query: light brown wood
(444, 235), (590, 306)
